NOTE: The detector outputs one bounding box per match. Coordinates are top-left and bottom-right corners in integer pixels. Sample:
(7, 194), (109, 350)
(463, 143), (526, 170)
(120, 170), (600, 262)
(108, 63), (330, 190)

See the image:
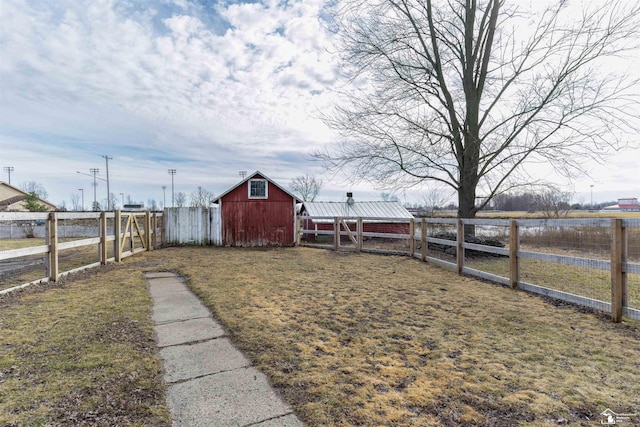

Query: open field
(477, 211), (640, 219)
(0, 259), (171, 426)
(2, 246), (639, 426)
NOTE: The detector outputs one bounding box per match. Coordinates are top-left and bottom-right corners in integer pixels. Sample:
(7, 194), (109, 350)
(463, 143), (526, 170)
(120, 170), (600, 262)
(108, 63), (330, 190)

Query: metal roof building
(299, 195), (414, 242)
(301, 200), (414, 223)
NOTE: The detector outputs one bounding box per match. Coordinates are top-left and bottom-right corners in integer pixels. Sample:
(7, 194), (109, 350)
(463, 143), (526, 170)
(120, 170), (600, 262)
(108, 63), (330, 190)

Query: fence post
(48, 212), (59, 282)
(45, 214), (51, 278)
(509, 219), (519, 288)
(114, 210), (122, 262)
(130, 214), (135, 252)
(456, 219), (464, 274)
(409, 218), (415, 256)
(152, 212), (158, 249)
(296, 216), (302, 246)
(357, 217), (363, 252)
(333, 217), (340, 250)
(145, 211), (152, 251)
(161, 211), (166, 246)
(611, 219), (625, 322)
(100, 211), (107, 264)
(421, 218), (427, 262)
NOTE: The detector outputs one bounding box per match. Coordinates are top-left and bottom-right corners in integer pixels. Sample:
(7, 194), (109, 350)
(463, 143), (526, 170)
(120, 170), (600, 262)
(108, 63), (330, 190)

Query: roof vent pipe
(346, 192), (355, 206)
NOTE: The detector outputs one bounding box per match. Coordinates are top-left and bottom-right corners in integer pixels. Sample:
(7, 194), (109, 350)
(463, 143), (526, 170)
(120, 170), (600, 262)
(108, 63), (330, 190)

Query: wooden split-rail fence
(0, 210), (163, 294)
(297, 216), (640, 323)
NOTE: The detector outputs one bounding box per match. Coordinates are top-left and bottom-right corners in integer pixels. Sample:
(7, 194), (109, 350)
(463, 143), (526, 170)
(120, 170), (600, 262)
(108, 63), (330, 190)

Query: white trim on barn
(213, 171), (301, 204)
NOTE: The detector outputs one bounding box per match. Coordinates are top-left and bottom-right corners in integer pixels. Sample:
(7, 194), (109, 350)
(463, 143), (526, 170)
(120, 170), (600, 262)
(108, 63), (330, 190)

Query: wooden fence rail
(0, 210), (164, 295)
(298, 216), (640, 322)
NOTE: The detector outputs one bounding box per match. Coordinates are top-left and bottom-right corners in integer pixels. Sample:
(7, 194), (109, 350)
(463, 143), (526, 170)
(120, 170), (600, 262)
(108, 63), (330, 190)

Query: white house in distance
(0, 181), (57, 211)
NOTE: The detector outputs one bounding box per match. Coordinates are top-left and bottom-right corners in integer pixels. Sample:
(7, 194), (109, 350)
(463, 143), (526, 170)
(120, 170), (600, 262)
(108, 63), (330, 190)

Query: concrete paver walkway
(146, 272), (303, 427)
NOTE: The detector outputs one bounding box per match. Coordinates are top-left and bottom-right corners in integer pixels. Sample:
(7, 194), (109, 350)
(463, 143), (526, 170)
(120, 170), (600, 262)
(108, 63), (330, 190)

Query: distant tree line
(490, 192), (615, 213)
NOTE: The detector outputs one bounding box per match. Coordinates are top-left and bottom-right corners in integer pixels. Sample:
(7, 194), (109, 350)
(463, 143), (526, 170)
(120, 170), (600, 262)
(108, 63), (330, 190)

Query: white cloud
(5, 0), (631, 208)
(0, 0), (340, 204)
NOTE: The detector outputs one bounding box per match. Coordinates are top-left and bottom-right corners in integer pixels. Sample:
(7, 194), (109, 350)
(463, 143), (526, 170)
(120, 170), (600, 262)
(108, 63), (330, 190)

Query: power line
(90, 168), (100, 210)
(3, 166), (14, 184)
(168, 169), (176, 207)
(102, 155), (113, 210)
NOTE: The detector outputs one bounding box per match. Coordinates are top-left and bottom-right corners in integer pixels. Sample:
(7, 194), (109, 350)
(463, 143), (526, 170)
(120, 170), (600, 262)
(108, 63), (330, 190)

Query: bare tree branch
(317, 0), (640, 218)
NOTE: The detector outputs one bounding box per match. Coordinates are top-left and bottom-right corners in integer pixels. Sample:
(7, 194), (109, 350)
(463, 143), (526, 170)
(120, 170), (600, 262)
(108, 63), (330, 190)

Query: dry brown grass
(0, 259), (171, 426)
(139, 246), (640, 426)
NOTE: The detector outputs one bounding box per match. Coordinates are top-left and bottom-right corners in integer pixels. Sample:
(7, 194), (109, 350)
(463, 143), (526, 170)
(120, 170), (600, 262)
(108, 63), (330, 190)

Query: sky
(0, 0), (638, 210)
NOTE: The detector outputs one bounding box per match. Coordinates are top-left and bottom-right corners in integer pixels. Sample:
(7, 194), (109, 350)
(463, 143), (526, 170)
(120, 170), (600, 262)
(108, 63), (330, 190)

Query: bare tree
(535, 187), (572, 218)
(147, 199), (158, 211)
(70, 193), (81, 211)
(20, 181), (48, 200)
(190, 187), (215, 207)
(108, 193), (119, 210)
(380, 192), (399, 202)
(174, 192), (187, 207)
(422, 186), (452, 217)
(290, 174), (323, 201)
(318, 0), (640, 221)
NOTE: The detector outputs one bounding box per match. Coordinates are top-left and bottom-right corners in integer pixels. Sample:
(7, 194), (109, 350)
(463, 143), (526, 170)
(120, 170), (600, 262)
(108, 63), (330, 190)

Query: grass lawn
(2, 246), (639, 426)
(0, 238), (125, 291)
(145, 246), (639, 426)
(0, 259), (171, 426)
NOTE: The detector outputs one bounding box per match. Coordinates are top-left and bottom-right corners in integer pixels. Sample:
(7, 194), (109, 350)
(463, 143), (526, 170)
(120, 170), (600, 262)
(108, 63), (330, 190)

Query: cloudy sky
(0, 0), (638, 209)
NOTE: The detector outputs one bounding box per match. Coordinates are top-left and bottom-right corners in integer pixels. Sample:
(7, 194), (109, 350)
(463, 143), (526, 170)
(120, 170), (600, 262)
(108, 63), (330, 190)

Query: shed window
(249, 179), (268, 199)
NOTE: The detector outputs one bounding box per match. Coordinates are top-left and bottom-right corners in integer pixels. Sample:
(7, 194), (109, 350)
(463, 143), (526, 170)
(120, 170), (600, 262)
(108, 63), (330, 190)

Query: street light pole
(102, 155), (113, 210)
(90, 168), (100, 210)
(78, 188), (84, 211)
(3, 166), (14, 184)
(168, 169), (176, 207)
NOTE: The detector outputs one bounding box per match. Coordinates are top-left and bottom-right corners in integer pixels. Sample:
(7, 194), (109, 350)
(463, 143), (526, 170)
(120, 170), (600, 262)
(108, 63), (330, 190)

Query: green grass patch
(0, 261), (170, 426)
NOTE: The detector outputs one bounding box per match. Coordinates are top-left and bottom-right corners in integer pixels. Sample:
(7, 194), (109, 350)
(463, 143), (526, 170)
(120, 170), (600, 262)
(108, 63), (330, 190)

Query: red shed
(213, 171), (301, 247)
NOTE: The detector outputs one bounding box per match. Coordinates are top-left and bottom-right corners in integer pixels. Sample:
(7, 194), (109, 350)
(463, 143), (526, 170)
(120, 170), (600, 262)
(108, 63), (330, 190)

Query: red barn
(213, 171), (301, 247)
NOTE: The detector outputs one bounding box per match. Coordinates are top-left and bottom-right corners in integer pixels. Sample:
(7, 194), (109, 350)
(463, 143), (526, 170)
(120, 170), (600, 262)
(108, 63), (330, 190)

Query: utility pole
(162, 186), (167, 209)
(239, 170), (247, 180)
(590, 185), (594, 208)
(102, 155), (113, 210)
(168, 169), (176, 207)
(78, 188), (84, 211)
(90, 168), (100, 210)
(3, 166), (14, 184)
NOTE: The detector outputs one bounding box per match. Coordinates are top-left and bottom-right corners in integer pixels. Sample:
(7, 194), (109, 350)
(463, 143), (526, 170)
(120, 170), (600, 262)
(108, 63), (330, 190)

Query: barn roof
(212, 171), (301, 203)
(302, 201), (414, 221)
